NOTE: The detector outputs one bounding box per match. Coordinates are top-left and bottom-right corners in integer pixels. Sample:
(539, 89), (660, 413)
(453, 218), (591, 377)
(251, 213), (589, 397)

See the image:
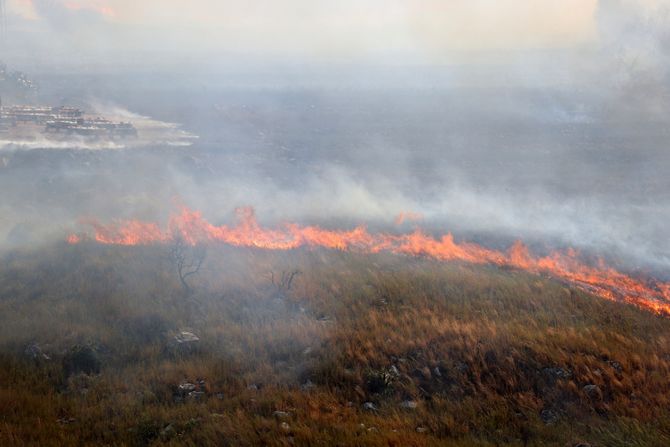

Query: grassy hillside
(1, 243), (670, 446)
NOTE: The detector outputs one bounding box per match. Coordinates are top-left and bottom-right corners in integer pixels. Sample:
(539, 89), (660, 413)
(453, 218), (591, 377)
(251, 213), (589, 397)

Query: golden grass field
(1, 243), (670, 446)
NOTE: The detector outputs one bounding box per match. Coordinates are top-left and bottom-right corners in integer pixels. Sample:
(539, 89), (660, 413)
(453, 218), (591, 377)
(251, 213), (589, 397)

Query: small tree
(170, 235), (206, 295)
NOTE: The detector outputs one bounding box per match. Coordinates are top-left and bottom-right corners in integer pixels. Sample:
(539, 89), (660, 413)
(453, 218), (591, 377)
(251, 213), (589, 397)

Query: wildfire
(68, 206), (670, 315)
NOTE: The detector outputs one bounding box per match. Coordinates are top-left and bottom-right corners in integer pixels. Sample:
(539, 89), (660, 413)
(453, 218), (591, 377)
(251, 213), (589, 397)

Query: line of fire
(68, 206), (670, 317)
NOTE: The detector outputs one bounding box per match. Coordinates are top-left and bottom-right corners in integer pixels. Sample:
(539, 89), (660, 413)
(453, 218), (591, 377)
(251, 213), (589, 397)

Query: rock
(583, 384), (602, 400)
(400, 400), (418, 409)
(540, 409), (558, 425)
(542, 367), (572, 380)
(57, 417), (76, 425)
(24, 343), (50, 361)
(247, 384), (259, 391)
(416, 426), (428, 433)
(607, 360), (623, 374)
(178, 382), (197, 393)
(542, 367), (573, 388)
(301, 380), (316, 391)
(166, 331), (201, 357)
(62, 345), (101, 377)
(174, 382), (205, 402)
(188, 391), (205, 401)
(273, 411), (290, 420)
(174, 331), (199, 344)
(363, 402), (377, 411)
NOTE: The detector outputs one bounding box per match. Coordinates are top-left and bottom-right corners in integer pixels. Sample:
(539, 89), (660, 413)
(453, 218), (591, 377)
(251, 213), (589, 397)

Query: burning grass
(69, 207), (670, 316)
(1, 244), (670, 446)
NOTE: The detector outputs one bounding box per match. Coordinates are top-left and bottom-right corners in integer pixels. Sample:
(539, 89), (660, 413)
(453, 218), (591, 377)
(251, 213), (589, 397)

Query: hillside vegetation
(1, 243), (670, 446)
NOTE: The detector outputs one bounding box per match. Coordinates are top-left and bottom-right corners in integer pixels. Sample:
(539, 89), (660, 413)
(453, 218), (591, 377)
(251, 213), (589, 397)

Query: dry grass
(1, 243), (670, 446)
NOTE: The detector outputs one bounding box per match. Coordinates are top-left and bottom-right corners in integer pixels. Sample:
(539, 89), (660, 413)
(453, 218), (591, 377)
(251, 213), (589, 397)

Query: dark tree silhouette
(169, 236), (206, 295)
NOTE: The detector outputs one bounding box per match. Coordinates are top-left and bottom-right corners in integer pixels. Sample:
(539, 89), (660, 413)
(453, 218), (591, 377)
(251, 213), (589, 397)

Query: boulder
(178, 382), (197, 393)
(301, 380), (316, 391)
(174, 382), (206, 403)
(174, 331), (200, 344)
(400, 400), (418, 410)
(167, 331), (201, 357)
(24, 343), (50, 361)
(363, 402), (377, 411)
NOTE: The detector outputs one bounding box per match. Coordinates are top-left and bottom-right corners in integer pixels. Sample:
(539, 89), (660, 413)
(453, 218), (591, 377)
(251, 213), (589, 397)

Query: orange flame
(68, 206), (670, 315)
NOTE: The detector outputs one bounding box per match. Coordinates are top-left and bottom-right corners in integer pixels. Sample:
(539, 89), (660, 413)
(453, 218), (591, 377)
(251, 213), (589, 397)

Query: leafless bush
(169, 236), (206, 295)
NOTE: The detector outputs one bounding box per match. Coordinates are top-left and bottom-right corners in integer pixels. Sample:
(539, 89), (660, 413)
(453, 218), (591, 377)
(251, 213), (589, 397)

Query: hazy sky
(5, 0), (651, 67)
(2, 1), (668, 74)
(2, 0), (670, 271)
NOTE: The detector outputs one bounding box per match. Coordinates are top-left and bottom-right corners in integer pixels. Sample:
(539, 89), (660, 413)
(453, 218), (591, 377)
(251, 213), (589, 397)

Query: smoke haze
(1, 0), (669, 273)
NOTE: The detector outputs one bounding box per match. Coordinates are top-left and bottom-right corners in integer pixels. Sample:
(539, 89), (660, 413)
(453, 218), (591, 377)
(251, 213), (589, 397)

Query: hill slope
(1, 244), (669, 446)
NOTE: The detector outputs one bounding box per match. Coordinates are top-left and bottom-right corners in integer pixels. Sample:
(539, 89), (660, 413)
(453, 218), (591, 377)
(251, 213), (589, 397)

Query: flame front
(69, 206), (670, 315)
